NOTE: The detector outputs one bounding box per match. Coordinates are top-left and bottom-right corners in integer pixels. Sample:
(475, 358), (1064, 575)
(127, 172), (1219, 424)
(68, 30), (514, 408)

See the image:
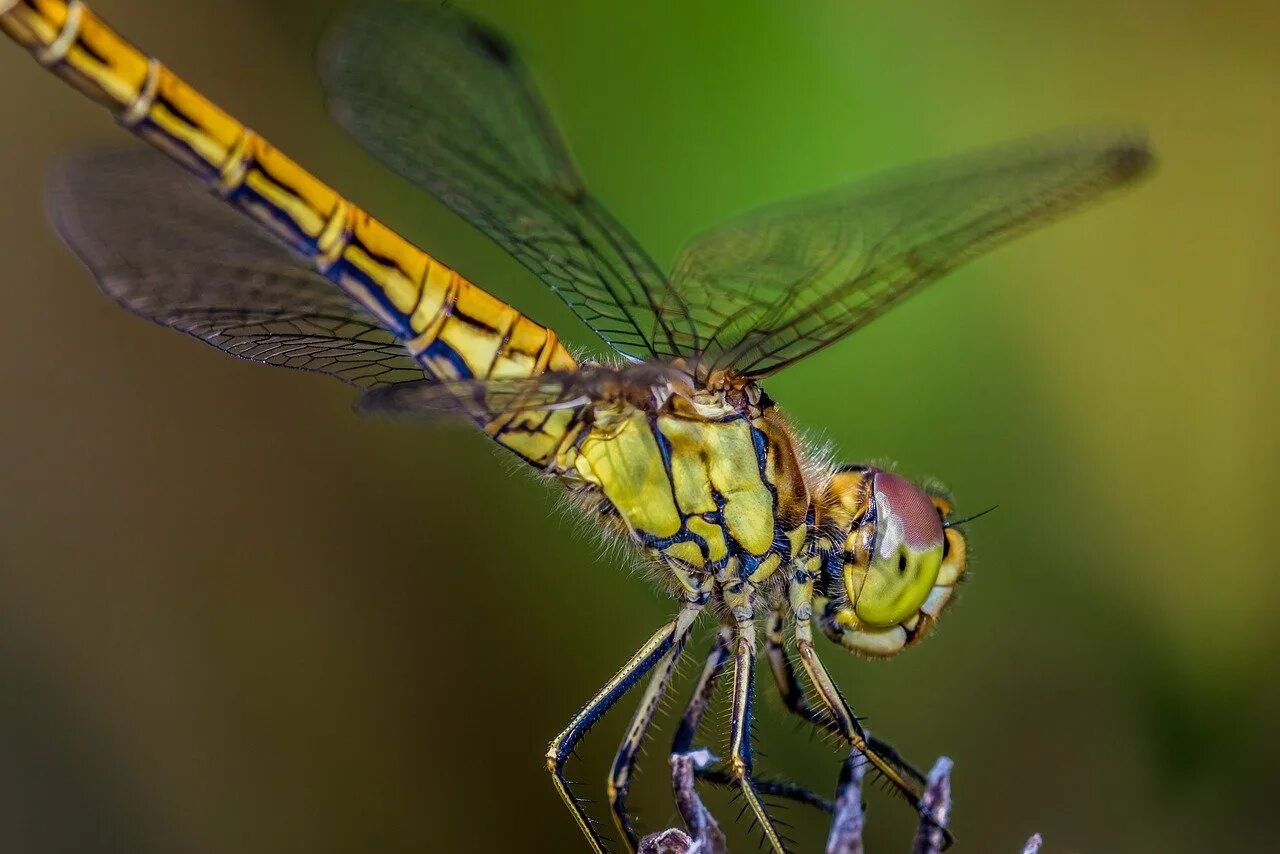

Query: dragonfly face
(818, 467), (970, 657)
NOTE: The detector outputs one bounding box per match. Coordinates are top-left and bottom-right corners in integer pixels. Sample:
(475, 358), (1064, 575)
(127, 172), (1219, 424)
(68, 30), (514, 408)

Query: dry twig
(637, 753), (1043, 853)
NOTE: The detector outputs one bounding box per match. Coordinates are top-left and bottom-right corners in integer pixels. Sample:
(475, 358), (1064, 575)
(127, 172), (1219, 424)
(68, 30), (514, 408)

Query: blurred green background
(0, 0), (1276, 851)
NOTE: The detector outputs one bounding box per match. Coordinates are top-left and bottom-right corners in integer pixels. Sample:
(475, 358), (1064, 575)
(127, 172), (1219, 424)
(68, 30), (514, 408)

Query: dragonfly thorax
(559, 387), (811, 592)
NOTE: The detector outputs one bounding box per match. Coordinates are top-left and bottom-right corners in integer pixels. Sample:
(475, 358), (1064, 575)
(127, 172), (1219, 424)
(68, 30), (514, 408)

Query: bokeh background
(0, 0), (1276, 851)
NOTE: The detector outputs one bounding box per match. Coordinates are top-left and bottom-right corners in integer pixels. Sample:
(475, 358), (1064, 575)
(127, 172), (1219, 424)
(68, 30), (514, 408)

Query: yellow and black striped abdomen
(570, 405), (811, 584)
(0, 0), (578, 466)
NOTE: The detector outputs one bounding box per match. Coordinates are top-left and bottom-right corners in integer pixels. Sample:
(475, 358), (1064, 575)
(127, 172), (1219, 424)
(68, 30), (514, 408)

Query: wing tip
(1104, 134), (1155, 185)
(462, 19), (517, 68)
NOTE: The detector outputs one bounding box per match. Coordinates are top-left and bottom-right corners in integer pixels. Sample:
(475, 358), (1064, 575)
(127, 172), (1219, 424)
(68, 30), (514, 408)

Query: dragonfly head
(817, 467), (969, 658)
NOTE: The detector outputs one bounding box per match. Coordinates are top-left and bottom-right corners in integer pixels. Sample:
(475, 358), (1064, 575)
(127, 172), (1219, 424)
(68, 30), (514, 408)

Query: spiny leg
(765, 609), (928, 789)
(668, 625), (733, 850)
(691, 766), (834, 813)
(546, 602), (703, 854)
(785, 571), (930, 819)
(671, 626), (732, 757)
(666, 604), (919, 835)
(667, 627), (832, 844)
(606, 630), (692, 849)
(765, 609), (835, 732)
(726, 611), (788, 853)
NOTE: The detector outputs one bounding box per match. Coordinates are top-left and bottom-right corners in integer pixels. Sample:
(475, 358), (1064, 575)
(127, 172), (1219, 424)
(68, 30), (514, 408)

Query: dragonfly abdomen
(0, 0), (579, 466)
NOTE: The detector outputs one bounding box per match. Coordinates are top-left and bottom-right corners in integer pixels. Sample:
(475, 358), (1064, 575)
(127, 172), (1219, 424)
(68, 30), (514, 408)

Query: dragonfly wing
(319, 0), (702, 362)
(47, 148), (424, 389)
(357, 371), (593, 420)
(671, 130), (1153, 378)
(359, 360), (686, 423)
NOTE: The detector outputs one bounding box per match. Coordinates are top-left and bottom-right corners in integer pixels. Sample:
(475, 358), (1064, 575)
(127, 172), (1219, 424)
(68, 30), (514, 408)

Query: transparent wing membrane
(359, 361), (680, 420)
(319, 0), (700, 361)
(47, 148), (424, 389)
(673, 131), (1153, 377)
(320, 4), (1151, 380)
(358, 372), (590, 419)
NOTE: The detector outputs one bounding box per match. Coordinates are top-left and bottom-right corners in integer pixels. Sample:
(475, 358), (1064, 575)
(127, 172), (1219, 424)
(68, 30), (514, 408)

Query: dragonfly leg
(765, 609), (928, 789)
(605, 628), (695, 849)
(693, 765), (834, 813)
(666, 626), (733, 849)
(724, 606), (788, 853)
(765, 609), (839, 734)
(785, 570), (930, 820)
(671, 626), (732, 756)
(667, 626), (838, 845)
(546, 600), (703, 854)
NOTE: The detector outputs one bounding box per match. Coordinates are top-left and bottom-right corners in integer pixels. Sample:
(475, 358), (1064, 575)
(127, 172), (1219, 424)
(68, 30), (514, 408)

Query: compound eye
(850, 472), (945, 627)
(856, 542), (943, 627)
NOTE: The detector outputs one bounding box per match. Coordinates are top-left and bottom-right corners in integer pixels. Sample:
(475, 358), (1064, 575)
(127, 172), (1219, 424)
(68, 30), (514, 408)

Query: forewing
(48, 148), (424, 388)
(671, 131), (1153, 377)
(320, 0), (699, 360)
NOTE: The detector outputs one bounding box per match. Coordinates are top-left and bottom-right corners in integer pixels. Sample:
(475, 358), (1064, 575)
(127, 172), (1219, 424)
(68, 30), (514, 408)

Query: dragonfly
(0, 1), (1151, 850)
